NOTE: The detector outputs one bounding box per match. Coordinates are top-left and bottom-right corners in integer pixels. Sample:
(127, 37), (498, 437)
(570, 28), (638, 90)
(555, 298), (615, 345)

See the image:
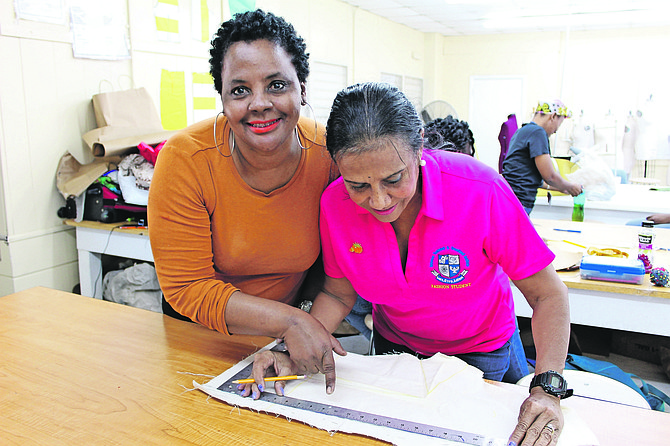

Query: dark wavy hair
(424, 115), (475, 156)
(209, 9), (309, 95)
(326, 82), (423, 162)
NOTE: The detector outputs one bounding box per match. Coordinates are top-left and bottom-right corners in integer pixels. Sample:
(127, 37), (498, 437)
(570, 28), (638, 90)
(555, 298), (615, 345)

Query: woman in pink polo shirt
(248, 83), (571, 445)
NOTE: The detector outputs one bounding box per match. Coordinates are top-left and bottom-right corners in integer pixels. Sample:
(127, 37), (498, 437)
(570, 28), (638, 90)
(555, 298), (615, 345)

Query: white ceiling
(337, 0), (670, 36)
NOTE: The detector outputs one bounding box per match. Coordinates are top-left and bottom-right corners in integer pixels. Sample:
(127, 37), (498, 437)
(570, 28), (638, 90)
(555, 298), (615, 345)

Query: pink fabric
(498, 114), (518, 174)
(320, 150), (554, 356)
(102, 186), (119, 200)
(138, 140), (165, 165)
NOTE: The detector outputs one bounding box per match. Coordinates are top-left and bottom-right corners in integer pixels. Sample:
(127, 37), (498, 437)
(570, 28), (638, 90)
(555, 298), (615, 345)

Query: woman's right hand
(282, 312), (347, 395)
(565, 181), (583, 197)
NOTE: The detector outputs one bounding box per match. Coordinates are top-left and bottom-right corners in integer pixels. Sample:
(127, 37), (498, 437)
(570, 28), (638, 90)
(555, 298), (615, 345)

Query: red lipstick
(248, 118), (280, 134)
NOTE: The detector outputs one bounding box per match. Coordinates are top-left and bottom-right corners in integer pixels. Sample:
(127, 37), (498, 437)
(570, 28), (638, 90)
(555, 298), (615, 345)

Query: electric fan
(420, 100), (458, 124)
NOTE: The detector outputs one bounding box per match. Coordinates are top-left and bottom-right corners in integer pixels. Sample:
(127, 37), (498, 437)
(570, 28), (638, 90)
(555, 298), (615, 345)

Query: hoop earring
(297, 101), (317, 150)
(295, 127), (306, 150)
(228, 128), (235, 156)
(213, 111), (232, 157)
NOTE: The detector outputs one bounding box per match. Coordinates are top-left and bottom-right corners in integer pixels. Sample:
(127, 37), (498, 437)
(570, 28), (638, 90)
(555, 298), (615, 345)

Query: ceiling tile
(337, 0), (670, 35)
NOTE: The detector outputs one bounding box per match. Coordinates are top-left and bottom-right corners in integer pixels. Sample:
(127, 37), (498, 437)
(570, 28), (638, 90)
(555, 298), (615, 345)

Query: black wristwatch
(529, 370), (573, 399)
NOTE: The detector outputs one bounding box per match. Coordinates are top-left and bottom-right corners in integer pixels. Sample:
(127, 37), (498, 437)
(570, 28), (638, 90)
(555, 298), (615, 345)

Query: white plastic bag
(117, 153), (152, 206)
(102, 263), (162, 313)
(567, 146), (617, 201)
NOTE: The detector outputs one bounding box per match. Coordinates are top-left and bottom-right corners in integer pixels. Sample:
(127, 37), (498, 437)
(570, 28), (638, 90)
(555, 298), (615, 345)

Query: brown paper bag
(92, 87), (163, 129)
(56, 153), (121, 198)
(82, 127), (176, 157)
(82, 87), (178, 157)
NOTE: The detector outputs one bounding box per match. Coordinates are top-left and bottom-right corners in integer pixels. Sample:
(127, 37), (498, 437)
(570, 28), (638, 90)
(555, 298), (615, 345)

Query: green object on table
(572, 193), (585, 222)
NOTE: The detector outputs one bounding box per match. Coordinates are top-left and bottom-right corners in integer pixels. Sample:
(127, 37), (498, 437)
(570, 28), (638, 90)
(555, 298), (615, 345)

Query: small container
(572, 193), (585, 222)
(580, 255), (645, 285)
(637, 220), (655, 273)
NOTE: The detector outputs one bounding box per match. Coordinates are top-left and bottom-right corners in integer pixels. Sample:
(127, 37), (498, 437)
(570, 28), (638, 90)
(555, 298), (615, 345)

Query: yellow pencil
(232, 375), (306, 384)
(562, 240), (587, 249)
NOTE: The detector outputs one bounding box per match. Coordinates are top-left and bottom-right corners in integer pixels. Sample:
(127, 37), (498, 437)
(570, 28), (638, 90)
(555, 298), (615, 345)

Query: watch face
(530, 371), (572, 399)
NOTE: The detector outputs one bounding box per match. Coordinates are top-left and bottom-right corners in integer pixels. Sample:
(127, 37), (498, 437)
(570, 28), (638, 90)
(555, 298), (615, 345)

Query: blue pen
(553, 228), (581, 233)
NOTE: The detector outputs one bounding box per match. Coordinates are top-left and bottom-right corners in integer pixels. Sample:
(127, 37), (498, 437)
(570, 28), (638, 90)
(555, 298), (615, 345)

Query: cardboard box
(611, 330), (670, 365)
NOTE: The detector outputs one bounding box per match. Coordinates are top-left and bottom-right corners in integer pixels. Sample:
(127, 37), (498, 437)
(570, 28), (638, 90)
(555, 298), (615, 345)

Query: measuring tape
(218, 363), (506, 446)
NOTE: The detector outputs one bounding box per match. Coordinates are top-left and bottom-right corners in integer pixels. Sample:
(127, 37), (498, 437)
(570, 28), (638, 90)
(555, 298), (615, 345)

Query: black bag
(83, 183), (146, 223)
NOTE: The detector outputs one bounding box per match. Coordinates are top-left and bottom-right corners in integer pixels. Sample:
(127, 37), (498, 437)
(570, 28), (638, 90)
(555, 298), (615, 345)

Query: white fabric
(195, 342), (599, 446)
(118, 154), (151, 205)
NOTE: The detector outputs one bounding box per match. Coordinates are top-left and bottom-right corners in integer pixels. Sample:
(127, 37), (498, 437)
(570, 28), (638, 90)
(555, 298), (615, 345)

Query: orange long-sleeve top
(148, 116), (336, 335)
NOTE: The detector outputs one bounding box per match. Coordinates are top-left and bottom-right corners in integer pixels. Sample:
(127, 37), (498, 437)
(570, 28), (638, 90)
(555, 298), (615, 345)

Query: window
(307, 62), (348, 125)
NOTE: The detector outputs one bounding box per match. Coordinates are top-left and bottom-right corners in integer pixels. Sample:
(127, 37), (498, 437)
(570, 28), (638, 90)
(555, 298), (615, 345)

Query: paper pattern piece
(196, 342), (599, 446)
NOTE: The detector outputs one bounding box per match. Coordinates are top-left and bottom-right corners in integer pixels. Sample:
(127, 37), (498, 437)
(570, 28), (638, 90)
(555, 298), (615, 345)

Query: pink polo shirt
(320, 149), (554, 355)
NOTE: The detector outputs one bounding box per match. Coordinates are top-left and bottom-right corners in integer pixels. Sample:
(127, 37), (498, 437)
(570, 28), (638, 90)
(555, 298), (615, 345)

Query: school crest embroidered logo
(430, 247), (470, 284)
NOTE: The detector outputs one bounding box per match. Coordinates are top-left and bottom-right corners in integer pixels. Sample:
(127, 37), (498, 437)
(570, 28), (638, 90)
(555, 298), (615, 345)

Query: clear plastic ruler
(218, 362), (506, 446)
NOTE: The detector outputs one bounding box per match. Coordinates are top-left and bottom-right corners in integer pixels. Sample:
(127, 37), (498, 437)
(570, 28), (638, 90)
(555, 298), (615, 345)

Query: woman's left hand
(239, 350), (298, 400)
(508, 388), (563, 446)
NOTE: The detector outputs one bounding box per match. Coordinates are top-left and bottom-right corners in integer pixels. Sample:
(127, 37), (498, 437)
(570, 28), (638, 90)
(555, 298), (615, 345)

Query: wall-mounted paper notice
(70, 0), (129, 60)
(160, 69), (188, 131)
(155, 0), (180, 43)
(192, 0), (220, 43)
(14, 0), (66, 24)
(192, 72), (217, 123)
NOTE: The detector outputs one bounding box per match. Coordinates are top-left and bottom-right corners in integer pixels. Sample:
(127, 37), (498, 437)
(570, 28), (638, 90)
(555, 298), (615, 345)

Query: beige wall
(0, 0), (668, 295)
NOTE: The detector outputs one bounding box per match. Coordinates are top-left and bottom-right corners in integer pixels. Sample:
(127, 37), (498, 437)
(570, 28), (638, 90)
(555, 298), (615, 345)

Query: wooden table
(513, 219), (670, 337)
(1, 287), (669, 446)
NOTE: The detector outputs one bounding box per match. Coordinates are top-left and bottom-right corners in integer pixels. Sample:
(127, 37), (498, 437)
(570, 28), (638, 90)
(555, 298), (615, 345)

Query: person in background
(424, 115), (475, 156)
(148, 10), (345, 369)
(502, 100), (583, 214)
(247, 83), (572, 446)
(627, 213), (670, 229)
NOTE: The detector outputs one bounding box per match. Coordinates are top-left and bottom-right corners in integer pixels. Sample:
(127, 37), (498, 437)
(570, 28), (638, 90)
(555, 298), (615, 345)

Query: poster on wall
(14, 0), (66, 24)
(70, 0), (129, 60)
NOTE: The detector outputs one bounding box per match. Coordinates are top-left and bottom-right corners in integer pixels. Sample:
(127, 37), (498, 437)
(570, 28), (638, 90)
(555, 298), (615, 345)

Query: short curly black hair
(209, 9), (309, 96)
(424, 115), (475, 156)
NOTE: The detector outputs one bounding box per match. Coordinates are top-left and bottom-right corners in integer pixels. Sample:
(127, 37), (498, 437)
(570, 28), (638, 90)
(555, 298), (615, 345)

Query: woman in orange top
(148, 10), (343, 370)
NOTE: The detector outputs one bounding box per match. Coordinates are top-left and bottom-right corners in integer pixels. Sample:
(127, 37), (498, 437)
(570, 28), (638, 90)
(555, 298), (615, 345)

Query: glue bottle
(637, 220), (655, 273)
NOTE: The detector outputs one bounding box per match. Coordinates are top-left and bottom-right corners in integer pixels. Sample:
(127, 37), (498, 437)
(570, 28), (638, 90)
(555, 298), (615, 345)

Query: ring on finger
(544, 423), (556, 435)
